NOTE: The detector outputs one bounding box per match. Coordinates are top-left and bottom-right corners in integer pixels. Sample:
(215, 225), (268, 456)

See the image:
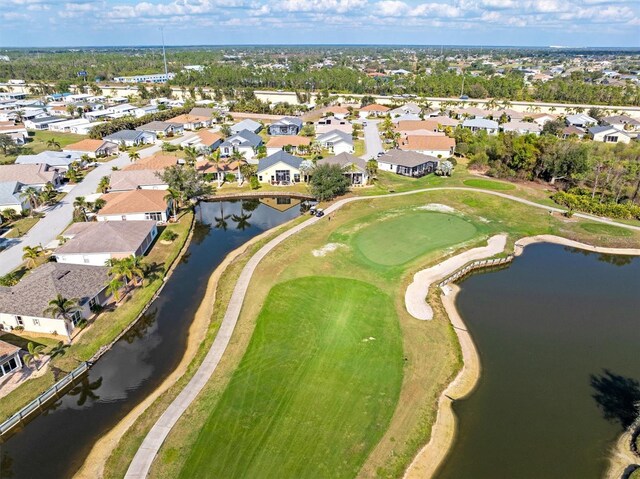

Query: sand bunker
(312, 243), (346, 257)
(417, 203), (456, 213)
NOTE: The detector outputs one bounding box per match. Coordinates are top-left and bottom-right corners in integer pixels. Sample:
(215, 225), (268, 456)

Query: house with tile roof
(399, 135), (456, 158)
(123, 154), (183, 171)
(500, 120), (542, 135)
(0, 340), (22, 379)
(97, 189), (171, 223)
(63, 139), (119, 158)
(108, 169), (168, 192)
(55, 221), (157, 266)
(180, 129), (223, 153)
(358, 104), (390, 118)
(0, 262), (111, 336)
(0, 164), (62, 189)
(166, 114), (212, 131)
(265, 135), (311, 156)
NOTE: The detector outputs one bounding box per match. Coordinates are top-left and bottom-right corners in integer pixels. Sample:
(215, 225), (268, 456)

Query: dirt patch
(311, 243), (346, 257)
(416, 203), (457, 214)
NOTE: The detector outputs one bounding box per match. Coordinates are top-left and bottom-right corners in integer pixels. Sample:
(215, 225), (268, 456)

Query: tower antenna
(161, 27), (169, 82)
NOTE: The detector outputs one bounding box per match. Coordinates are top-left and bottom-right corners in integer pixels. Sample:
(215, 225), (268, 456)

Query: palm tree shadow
(590, 369), (640, 429)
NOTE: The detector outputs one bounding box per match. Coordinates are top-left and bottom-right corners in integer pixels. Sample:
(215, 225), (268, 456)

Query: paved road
(124, 185), (640, 479)
(360, 119), (383, 160)
(0, 135), (192, 276)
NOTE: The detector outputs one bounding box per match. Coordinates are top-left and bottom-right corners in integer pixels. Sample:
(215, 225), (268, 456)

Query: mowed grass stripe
(353, 211), (478, 266)
(180, 276), (403, 479)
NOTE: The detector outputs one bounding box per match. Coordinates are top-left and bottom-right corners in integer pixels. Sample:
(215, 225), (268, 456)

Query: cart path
(124, 186), (640, 478)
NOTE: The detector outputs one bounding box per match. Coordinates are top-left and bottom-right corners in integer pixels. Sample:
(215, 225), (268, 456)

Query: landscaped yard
(4, 215), (42, 239)
(1, 130), (88, 164)
(180, 276), (403, 479)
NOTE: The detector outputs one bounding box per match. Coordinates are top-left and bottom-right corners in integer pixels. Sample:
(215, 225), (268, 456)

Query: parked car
(309, 206), (317, 215)
(315, 209), (325, 218)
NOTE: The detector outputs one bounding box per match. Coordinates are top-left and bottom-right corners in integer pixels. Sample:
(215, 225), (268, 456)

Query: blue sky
(0, 0), (638, 47)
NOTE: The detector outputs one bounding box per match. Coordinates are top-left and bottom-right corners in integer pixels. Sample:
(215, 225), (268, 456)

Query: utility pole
(161, 27), (169, 82)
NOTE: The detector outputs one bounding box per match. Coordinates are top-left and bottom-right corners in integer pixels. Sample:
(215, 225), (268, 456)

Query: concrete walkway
(405, 234), (507, 320)
(0, 135), (194, 276)
(124, 185), (640, 478)
(360, 119), (383, 160)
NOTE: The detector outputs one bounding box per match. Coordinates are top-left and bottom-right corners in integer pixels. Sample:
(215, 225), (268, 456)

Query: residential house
(133, 105), (159, 118)
(190, 107), (223, 121)
(589, 126), (632, 144)
(166, 114), (212, 131)
(268, 117), (303, 136)
(562, 126), (586, 139)
(389, 102), (422, 117)
(566, 113), (598, 129)
(0, 164), (62, 189)
(391, 113), (422, 123)
(63, 139), (119, 159)
(180, 130), (223, 153)
(359, 104), (390, 118)
(316, 117), (352, 135)
(219, 130), (263, 159)
(602, 115), (640, 137)
(195, 159), (241, 183)
(136, 121), (184, 137)
(55, 221), (158, 266)
(530, 113), (557, 127)
(123, 154), (184, 171)
(321, 152), (368, 186)
(48, 118), (91, 133)
(71, 121), (106, 135)
(0, 341), (22, 379)
(108, 169), (168, 192)
(500, 120), (542, 135)
(0, 181), (30, 214)
(399, 135), (456, 158)
(324, 106), (349, 120)
(23, 116), (65, 131)
(266, 136), (311, 156)
(452, 107), (491, 119)
(377, 150), (440, 177)
(316, 130), (354, 155)
(16, 151), (83, 170)
(0, 122), (28, 145)
(97, 189), (171, 223)
(0, 263), (111, 336)
(104, 130), (156, 148)
(428, 115), (460, 128)
(462, 118), (499, 135)
(396, 120), (440, 134)
(230, 119), (262, 134)
(256, 150), (304, 185)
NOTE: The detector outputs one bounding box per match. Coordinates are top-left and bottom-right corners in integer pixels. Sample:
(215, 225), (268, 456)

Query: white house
(256, 151), (304, 185)
(500, 120), (542, 135)
(55, 221), (158, 266)
(321, 152), (369, 186)
(97, 189), (171, 223)
(49, 118), (91, 133)
(359, 104), (390, 118)
(180, 130), (223, 153)
(104, 130), (156, 147)
(0, 181), (30, 214)
(108, 169), (169, 192)
(399, 135), (456, 158)
(0, 263), (111, 337)
(63, 139), (119, 159)
(566, 113), (598, 129)
(15, 151), (83, 170)
(230, 119), (262, 134)
(377, 150), (440, 177)
(316, 130), (354, 155)
(220, 130), (263, 159)
(23, 116), (65, 131)
(589, 126), (632, 144)
(462, 118), (499, 135)
(0, 341), (22, 379)
(0, 164), (63, 189)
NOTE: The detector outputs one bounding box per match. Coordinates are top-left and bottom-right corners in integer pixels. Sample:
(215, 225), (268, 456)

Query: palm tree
(43, 295), (81, 344)
(208, 151), (223, 187)
(98, 176), (110, 194)
(230, 150), (246, 185)
(23, 342), (46, 371)
(214, 202), (231, 231)
(68, 375), (103, 406)
(231, 203), (252, 231)
(126, 256), (145, 286)
(183, 146), (199, 167)
(46, 138), (61, 150)
(39, 182), (57, 206)
(106, 278), (124, 303)
(164, 188), (181, 220)
(22, 245), (44, 269)
(20, 186), (40, 212)
(48, 341), (70, 360)
(73, 196), (88, 221)
(128, 151), (140, 162)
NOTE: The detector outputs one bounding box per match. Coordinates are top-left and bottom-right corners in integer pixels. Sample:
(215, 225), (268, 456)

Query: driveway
(0, 134), (194, 276)
(360, 119), (383, 160)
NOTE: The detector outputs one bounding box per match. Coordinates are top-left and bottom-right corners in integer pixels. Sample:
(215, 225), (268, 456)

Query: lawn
(4, 215), (42, 238)
(180, 276), (403, 479)
(579, 222), (633, 237)
(353, 211), (478, 266)
(462, 178), (516, 190)
(353, 138), (365, 157)
(0, 130), (87, 164)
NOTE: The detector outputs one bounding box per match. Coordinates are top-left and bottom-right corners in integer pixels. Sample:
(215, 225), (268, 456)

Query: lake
(437, 243), (640, 479)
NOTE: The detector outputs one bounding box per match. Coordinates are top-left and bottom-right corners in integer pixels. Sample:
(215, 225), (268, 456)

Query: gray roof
(0, 263), (109, 317)
(190, 107), (221, 118)
(104, 130), (146, 142)
(379, 149), (440, 167)
(28, 115), (65, 125)
(501, 120), (542, 133)
(56, 221), (156, 255)
(109, 169), (167, 191)
(462, 118), (499, 129)
(230, 119), (262, 134)
(136, 121), (183, 132)
(321, 152), (367, 171)
(15, 151), (82, 168)
(257, 150), (304, 173)
(589, 125), (629, 136)
(317, 129), (353, 143)
(0, 340), (20, 362)
(602, 115), (640, 126)
(270, 117), (303, 128)
(0, 181), (23, 207)
(221, 129), (263, 148)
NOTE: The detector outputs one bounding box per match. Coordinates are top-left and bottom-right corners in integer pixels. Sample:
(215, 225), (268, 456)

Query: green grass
(4, 215), (41, 238)
(579, 222), (633, 237)
(353, 139), (365, 157)
(353, 211), (478, 266)
(179, 276), (403, 479)
(0, 131), (87, 164)
(463, 178), (516, 190)
(0, 333), (58, 350)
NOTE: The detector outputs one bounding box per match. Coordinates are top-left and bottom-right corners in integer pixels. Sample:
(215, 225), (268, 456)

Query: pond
(0, 197), (304, 479)
(437, 243), (640, 479)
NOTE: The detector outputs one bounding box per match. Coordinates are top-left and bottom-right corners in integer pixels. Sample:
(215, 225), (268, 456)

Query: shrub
(160, 229), (179, 242)
(250, 176), (261, 190)
(552, 191), (640, 220)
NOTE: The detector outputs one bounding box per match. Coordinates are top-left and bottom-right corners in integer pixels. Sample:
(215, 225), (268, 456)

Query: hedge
(552, 191), (640, 220)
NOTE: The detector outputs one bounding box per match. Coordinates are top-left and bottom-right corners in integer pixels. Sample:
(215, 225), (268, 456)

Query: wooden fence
(438, 255), (514, 288)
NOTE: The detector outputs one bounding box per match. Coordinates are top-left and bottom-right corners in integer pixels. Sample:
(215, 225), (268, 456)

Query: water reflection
(590, 370), (640, 429)
(0, 198), (301, 479)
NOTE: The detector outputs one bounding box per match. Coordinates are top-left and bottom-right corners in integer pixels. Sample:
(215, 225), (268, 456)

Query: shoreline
(404, 234), (640, 479)
(73, 217), (301, 479)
